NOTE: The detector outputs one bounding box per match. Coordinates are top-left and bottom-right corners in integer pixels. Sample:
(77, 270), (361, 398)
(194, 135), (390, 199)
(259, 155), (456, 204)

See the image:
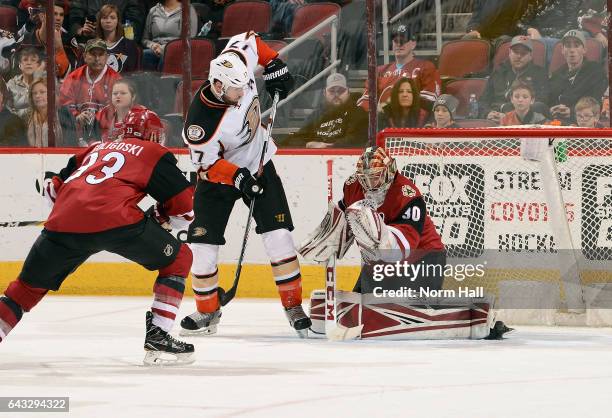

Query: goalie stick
(323, 159), (363, 341)
(217, 92), (280, 307)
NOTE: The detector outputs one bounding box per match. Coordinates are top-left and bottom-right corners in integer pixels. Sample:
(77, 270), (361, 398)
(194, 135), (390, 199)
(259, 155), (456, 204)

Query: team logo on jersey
(402, 185), (416, 197)
(192, 227), (207, 237)
(163, 244), (174, 257)
(237, 97), (260, 147)
(187, 125), (205, 142)
(221, 60), (234, 68)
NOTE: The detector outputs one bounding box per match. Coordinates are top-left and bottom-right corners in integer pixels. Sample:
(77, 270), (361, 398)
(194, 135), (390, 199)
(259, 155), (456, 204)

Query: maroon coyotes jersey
(339, 172), (444, 256)
(45, 139), (192, 233)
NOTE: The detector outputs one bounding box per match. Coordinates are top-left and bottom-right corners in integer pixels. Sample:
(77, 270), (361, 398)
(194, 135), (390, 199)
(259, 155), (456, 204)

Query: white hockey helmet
(208, 52), (249, 94)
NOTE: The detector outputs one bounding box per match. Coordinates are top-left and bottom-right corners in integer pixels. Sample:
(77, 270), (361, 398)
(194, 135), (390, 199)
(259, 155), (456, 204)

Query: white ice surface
(1, 296), (612, 418)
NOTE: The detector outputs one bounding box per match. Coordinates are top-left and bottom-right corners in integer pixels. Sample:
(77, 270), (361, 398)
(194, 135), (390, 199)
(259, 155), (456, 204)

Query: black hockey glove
(233, 167), (264, 199)
(263, 58), (294, 100)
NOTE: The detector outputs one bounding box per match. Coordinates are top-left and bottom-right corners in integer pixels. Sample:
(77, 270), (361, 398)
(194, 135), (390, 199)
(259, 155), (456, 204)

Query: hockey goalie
(299, 146), (512, 340)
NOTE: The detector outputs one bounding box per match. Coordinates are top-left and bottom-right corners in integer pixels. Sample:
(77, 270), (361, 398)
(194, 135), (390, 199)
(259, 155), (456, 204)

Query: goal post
(377, 127), (612, 325)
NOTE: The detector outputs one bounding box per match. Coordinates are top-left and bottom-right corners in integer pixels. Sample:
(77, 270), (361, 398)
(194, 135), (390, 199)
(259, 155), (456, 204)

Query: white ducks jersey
(182, 32), (279, 185)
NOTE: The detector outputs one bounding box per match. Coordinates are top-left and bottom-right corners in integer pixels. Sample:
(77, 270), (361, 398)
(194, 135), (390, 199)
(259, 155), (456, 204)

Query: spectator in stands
(518, 0), (583, 62)
(425, 94), (460, 128)
(196, 0), (233, 39)
(379, 77), (428, 129)
(70, 0), (144, 43)
(574, 96), (605, 127)
(0, 29), (17, 77)
(464, 0), (528, 44)
(59, 39), (122, 143)
(481, 35), (549, 124)
(500, 81), (548, 126)
(142, 0), (197, 71)
(0, 78), (28, 146)
(357, 22), (440, 112)
(6, 47), (44, 118)
(93, 79), (144, 141)
(96, 4), (139, 73)
(549, 30), (608, 125)
(578, 1), (608, 49)
(282, 73), (366, 148)
(17, 1), (78, 79)
(24, 78), (77, 146)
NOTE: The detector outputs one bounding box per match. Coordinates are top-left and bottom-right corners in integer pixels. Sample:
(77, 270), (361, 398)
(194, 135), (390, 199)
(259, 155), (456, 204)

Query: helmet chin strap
(364, 181), (391, 207)
(210, 81), (226, 101)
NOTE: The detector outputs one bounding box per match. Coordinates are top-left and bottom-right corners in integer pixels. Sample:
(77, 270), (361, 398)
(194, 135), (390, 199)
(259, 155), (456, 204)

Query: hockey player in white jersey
(180, 31), (312, 337)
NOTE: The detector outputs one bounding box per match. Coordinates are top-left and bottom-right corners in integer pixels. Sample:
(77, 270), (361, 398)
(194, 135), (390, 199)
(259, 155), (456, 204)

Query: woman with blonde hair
(96, 4), (139, 73)
(25, 78), (76, 147)
(94, 79), (149, 141)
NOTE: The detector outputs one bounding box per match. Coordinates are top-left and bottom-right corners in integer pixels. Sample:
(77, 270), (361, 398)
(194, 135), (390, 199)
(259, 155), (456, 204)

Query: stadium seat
(290, 2), (341, 38)
(0, 5), (17, 34)
(493, 39), (546, 70)
(174, 78), (207, 114)
(221, 1), (271, 38)
(438, 39), (491, 78)
(444, 78), (488, 118)
(161, 38), (215, 78)
(549, 38), (603, 75)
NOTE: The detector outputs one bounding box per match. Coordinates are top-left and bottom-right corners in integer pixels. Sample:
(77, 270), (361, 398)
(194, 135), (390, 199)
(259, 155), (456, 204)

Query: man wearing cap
(285, 73), (366, 148)
(357, 23), (441, 112)
(548, 29), (608, 124)
(60, 38), (121, 142)
(480, 35), (549, 123)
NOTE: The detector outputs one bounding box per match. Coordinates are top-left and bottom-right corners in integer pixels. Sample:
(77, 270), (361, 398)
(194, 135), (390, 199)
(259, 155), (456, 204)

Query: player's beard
(222, 94), (241, 106)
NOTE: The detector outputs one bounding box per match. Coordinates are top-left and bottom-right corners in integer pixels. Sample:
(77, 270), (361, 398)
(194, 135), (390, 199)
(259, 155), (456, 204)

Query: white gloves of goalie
(298, 200), (405, 263)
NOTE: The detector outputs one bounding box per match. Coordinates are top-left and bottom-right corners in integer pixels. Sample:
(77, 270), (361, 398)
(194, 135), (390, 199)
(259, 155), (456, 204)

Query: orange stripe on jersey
(255, 37), (279, 66)
(206, 159), (240, 185)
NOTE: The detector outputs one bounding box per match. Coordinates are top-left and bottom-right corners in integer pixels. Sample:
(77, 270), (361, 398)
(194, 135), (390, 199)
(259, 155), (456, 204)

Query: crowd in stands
(0, 0), (609, 148)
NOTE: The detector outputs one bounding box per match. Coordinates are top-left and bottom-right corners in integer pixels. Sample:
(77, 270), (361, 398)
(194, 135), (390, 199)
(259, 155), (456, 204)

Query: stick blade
(326, 324), (364, 341)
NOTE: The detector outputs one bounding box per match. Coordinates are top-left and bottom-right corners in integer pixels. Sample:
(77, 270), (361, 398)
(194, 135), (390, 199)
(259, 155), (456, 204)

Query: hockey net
(378, 127), (612, 325)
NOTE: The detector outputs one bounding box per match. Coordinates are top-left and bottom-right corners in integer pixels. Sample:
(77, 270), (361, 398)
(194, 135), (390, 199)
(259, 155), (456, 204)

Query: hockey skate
(285, 305), (312, 338)
(143, 311), (195, 366)
(485, 321), (515, 340)
(179, 309), (222, 336)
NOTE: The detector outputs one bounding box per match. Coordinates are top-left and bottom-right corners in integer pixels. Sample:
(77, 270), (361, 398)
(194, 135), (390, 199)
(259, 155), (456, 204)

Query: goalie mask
(355, 147), (397, 202)
(123, 108), (165, 143)
(208, 52), (249, 96)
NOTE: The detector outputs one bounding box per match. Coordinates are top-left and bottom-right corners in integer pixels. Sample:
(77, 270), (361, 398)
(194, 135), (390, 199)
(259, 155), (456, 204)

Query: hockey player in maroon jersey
(300, 146), (446, 293)
(179, 31), (312, 337)
(0, 108), (197, 365)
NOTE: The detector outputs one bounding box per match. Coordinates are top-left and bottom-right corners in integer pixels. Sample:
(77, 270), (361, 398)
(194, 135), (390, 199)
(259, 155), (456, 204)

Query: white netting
(380, 128), (612, 317)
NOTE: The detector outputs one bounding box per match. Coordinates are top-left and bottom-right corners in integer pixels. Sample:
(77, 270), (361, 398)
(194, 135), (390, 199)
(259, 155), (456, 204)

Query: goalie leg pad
(190, 243), (220, 313)
(297, 202), (354, 262)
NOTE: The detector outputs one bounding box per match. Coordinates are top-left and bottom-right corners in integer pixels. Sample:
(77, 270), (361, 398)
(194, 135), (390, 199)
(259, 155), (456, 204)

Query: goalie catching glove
(298, 201), (354, 263)
(345, 200), (405, 263)
(263, 58), (294, 100)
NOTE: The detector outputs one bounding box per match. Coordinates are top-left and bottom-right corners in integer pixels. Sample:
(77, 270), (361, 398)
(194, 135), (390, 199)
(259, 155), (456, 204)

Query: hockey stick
(324, 159), (363, 341)
(218, 92), (280, 307)
(0, 221), (45, 228)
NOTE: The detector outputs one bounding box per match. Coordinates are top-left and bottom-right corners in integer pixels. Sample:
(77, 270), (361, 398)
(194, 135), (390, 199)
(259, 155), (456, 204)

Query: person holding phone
(69, 1), (144, 43)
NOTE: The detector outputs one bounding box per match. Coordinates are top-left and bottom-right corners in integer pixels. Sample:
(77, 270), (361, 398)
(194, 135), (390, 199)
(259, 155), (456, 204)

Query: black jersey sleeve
(145, 152), (191, 203)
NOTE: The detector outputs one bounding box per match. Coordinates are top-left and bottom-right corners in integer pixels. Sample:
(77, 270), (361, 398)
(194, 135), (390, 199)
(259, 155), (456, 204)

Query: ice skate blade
(179, 325), (218, 336)
(143, 350), (195, 366)
(295, 328), (308, 339)
(326, 324), (363, 341)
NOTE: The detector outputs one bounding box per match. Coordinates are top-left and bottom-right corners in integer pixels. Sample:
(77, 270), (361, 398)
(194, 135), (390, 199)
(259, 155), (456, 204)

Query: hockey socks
(0, 279), (47, 342)
(271, 256), (303, 308)
(151, 276), (185, 332)
(192, 270), (220, 313)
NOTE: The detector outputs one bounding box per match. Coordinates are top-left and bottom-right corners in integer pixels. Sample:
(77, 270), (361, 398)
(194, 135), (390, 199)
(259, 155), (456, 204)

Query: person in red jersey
(300, 146), (446, 294)
(357, 23), (441, 113)
(0, 108), (196, 366)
